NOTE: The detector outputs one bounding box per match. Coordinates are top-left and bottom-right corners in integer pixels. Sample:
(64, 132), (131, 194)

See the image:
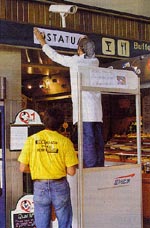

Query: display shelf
(105, 133), (150, 166)
(105, 152), (150, 164)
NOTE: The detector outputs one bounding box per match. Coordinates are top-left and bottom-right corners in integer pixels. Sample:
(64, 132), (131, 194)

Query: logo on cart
(114, 173), (135, 186)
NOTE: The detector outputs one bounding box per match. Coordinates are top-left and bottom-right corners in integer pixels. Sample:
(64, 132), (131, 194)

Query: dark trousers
(83, 122), (104, 168)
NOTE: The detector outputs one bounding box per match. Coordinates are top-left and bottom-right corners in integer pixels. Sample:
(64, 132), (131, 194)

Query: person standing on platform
(34, 27), (104, 168)
(18, 107), (78, 228)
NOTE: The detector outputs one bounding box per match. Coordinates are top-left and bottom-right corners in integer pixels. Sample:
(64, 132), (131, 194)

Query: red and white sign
(16, 195), (34, 213)
(14, 109), (43, 125)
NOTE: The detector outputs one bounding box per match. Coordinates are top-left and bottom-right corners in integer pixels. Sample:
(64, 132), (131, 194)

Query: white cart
(53, 66), (143, 228)
(76, 66), (142, 228)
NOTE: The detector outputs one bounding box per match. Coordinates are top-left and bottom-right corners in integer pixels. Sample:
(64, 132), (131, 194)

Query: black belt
(34, 177), (66, 182)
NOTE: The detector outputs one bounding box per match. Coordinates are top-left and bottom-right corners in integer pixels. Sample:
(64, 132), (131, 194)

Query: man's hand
(19, 163), (31, 173)
(34, 27), (46, 47)
(67, 165), (77, 176)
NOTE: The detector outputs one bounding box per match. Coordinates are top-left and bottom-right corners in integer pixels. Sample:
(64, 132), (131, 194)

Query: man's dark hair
(42, 107), (64, 130)
(78, 37), (95, 58)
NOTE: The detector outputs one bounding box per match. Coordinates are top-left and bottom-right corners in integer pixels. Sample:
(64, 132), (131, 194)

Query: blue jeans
(33, 178), (72, 228)
(83, 122), (104, 168)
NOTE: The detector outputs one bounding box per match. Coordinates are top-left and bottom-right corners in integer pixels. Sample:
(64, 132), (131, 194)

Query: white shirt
(42, 44), (102, 124)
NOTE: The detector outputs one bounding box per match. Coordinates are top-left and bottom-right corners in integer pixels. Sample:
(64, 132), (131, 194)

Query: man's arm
(19, 163), (30, 173)
(34, 27), (74, 68)
(67, 165), (77, 176)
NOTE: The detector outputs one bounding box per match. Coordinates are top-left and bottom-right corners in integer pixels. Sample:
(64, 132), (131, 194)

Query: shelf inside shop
(104, 133), (150, 166)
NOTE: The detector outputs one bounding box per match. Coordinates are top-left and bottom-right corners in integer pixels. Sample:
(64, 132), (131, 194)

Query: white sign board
(11, 195), (35, 228)
(14, 109), (43, 125)
(10, 109), (44, 151)
(10, 126), (28, 150)
(79, 66), (139, 93)
(34, 27), (82, 49)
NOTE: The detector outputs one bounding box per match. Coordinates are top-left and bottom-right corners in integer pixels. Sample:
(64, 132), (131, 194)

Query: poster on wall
(10, 126), (28, 151)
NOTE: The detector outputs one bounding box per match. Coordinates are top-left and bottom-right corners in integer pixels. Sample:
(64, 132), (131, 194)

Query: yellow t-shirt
(18, 129), (78, 180)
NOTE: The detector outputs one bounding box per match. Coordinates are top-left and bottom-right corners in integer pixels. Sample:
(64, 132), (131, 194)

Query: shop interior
(21, 49), (150, 219)
(21, 48), (150, 163)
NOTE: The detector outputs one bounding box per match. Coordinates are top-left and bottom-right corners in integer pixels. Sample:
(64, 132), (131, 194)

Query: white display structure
(77, 66), (142, 228)
(52, 66), (142, 228)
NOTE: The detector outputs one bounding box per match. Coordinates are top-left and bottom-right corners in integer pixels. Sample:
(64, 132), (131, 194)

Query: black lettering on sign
(12, 212), (36, 228)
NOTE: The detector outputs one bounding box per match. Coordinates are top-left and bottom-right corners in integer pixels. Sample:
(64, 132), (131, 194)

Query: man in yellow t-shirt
(18, 107), (78, 228)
